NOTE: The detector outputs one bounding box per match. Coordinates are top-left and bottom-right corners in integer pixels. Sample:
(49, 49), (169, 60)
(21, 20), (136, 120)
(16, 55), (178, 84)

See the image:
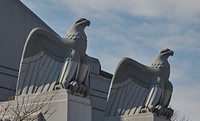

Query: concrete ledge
(104, 113), (170, 121)
(0, 89), (92, 121)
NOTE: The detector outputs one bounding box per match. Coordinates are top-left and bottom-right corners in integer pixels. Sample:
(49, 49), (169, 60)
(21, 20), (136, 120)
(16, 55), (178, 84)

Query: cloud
(53, 0), (200, 23)
(21, 0), (200, 84)
(171, 83), (200, 121)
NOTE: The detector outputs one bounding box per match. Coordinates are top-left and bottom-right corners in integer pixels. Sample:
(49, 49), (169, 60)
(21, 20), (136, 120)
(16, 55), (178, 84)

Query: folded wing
(16, 28), (72, 96)
(105, 57), (157, 117)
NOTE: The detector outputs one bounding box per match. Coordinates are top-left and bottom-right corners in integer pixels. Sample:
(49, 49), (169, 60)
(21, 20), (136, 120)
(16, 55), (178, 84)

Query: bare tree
(0, 92), (57, 121)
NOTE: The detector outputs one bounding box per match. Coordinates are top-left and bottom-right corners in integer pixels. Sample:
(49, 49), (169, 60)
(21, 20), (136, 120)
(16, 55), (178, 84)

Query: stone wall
(0, 0), (56, 100)
(87, 57), (112, 121)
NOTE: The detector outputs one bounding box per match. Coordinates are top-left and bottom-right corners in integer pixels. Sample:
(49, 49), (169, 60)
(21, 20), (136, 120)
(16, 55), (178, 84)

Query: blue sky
(21, 0), (200, 120)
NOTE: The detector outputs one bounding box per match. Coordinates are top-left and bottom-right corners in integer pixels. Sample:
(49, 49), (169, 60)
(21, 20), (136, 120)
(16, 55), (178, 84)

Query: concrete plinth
(104, 113), (170, 121)
(0, 89), (92, 121)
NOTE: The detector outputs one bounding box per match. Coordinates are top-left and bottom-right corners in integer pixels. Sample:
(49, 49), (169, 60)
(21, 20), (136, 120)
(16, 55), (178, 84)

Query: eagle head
(64, 18), (90, 59)
(75, 18), (90, 27)
(65, 18), (90, 40)
(151, 49), (174, 80)
(151, 49), (174, 68)
(160, 48), (174, 57)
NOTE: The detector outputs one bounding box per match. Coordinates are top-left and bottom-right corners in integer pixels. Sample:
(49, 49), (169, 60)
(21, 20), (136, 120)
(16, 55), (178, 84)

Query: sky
(21, 0), (200, 120)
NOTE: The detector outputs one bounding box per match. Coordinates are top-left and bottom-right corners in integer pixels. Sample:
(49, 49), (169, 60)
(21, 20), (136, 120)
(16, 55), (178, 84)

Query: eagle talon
(141, 107), (151, 113)
(167, 108), (174, 119)
(69, 81), (78, 94)
(84, 86), (90, 97)
(80, 84), (86, 94)
(155, 105), (164, 115)
(76, 83), (83, 93)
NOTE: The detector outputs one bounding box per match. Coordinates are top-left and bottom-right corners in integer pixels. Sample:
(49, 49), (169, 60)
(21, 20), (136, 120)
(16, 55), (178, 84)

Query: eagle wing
(16, 28), (73, 96)
(105, 57), (158, 117)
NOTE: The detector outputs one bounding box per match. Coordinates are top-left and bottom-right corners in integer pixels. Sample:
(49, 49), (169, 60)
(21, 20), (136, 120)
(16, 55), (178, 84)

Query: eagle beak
(86, 20), (90, 26)
(168, 50), (174, 56)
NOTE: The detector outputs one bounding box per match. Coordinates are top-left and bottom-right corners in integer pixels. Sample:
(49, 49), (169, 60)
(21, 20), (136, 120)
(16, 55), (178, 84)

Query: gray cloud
(171, 83), (200, 121)
(53, 0), (200, 23)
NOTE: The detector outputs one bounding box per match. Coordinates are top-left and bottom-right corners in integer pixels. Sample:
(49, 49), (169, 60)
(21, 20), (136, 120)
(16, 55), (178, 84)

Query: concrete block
(104, 113), (170, 121)
(0, 89), (92, 121)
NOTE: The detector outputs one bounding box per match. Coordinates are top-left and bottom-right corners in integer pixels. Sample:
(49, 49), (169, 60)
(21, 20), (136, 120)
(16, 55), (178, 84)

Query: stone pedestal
(0, 89), (92, 121)
(50, 90), (92, 121)
(104, 113), (170, 121)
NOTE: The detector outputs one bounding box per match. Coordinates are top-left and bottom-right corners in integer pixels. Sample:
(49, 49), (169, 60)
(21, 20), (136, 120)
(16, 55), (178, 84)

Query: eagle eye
(161, 49), (170, 53)
(75, 18), (87, 24)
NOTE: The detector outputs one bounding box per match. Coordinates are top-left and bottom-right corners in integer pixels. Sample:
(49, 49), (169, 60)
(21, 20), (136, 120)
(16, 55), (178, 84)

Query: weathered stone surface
(16, 18), (90, 96)
(104, 113), (170, 121)
(0, 0), (56, 100)
(0, 89), (92, 121)
(105, 49), (174, 120)
(90, 72), (112, 121)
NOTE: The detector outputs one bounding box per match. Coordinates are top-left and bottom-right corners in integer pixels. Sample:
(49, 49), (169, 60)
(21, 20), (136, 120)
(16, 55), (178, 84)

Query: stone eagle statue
(105, 49), (174, 119)
(16, 18), (90, 97)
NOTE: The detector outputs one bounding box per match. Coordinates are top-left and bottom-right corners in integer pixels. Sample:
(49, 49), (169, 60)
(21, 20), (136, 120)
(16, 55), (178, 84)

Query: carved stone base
(0, 89), (92, 121)
(104, 113), (170, 121)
